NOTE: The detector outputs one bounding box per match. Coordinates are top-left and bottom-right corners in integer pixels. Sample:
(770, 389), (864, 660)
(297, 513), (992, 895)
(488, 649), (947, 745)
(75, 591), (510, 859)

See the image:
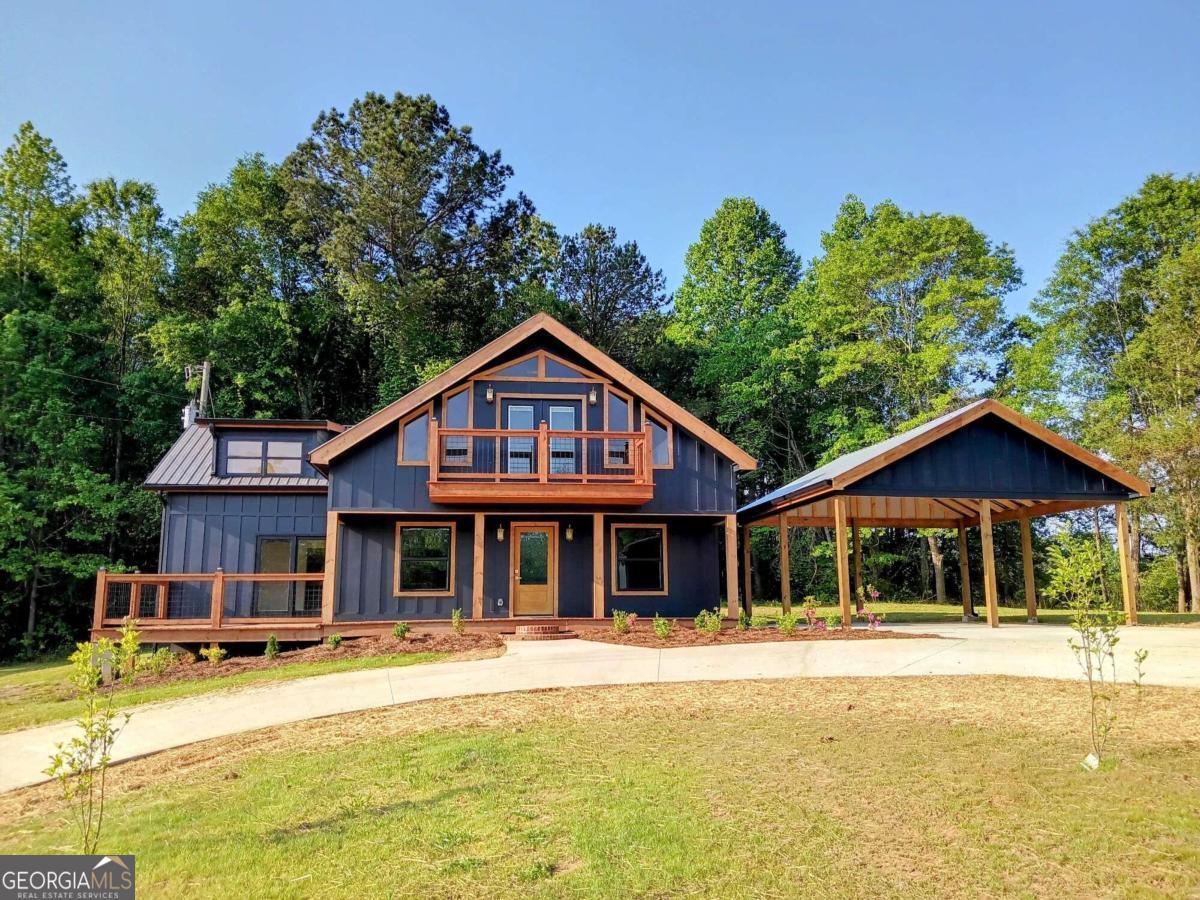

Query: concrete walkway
(3, 622), (1197, 794)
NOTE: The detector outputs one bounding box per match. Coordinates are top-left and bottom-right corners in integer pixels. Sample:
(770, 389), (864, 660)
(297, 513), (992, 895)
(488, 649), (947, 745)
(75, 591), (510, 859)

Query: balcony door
(500, 397), (583, 476)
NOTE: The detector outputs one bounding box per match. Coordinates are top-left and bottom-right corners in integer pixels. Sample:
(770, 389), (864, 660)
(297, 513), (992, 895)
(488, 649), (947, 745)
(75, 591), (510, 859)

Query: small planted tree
(451, 607), (465, 636)
(265, 633), (280, 660)
(45, 639), (134, 853)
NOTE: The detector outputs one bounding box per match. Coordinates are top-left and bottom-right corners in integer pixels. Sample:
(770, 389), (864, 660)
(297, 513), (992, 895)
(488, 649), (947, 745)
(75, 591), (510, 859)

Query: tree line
(1, 90), (1196, 657)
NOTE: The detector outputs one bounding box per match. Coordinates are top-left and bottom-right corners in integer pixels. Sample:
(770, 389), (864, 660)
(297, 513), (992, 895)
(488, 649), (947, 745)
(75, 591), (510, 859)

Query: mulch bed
(128, 632), (504, 688)
(577, 625), (939, 648)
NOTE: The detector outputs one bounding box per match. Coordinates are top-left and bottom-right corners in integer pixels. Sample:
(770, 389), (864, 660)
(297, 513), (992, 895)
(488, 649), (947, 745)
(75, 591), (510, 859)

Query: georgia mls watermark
(1, 855), (134, 900)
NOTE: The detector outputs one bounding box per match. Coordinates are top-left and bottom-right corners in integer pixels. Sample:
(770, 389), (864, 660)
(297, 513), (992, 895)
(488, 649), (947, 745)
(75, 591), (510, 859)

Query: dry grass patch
(2, 677), (1197, 898)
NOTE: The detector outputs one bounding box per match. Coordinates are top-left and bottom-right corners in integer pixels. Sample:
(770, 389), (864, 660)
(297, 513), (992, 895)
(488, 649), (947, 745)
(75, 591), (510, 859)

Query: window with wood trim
(611, 524), (668, 595)
(397, 405), (431, 464)
(226, 439), (304, 475)
(605, 387), (632, 467)
(641, 410), (673, 468)
(266, 441), (303, 474)
(226, 439), (264, 474)
(441, 387), (472, 465)
(394, 523), (456, 596)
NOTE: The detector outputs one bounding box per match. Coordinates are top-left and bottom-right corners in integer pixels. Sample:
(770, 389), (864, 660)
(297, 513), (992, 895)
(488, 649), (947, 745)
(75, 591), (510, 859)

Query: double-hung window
(395, 523), (456, 595)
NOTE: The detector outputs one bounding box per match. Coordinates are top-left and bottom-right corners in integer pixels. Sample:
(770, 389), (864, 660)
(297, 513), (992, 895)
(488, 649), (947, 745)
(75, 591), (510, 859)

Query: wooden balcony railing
(93, 570), (325, 631)
(428, 421), (655, 504)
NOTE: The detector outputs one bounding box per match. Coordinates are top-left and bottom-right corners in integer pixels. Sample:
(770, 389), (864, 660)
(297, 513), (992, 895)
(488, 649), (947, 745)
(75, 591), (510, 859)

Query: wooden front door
(511, 523), (557, 615)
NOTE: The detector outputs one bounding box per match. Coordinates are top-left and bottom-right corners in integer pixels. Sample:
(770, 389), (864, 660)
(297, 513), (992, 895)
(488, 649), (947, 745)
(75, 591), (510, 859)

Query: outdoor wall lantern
(496, 523), (505, 542)
(485, 384), (495, 404)
(588, 385), (598, 406)
(565, 524), (574, 542)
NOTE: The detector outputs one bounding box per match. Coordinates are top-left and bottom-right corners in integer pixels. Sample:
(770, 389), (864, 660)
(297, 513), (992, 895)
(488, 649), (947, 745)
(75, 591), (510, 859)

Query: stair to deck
(509, 623), (577, 641)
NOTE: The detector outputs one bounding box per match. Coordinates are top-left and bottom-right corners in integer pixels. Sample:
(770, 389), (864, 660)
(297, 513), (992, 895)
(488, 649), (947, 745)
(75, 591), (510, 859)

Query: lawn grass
(0, 651), (450, 734)
(749, 600), (1200, 626)
(2, 677), (1197, 897)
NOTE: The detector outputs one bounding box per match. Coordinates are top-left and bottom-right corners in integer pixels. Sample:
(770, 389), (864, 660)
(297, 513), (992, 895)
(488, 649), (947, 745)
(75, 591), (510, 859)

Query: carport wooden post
(1115, 501), (1139, 625)
(833, 496), (853, 628)
(957, 523), (973, 621)
(978, 501), (1000, 628)
(1020, 515), (1038, 623)
(778, 513), (792, 615)
(741, 523), (752, 617)
(851, 521), (864, 612)
(724, 515), (740, 620)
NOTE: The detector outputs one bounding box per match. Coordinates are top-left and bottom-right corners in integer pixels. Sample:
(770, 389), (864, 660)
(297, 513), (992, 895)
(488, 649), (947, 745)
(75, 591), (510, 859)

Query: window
(506, 404), (535, 474)
(491, 354), (539, 378)
(266, 441), (302, 474)
(544, 356), (586, 379)
(642, 410), (673, 468)
(441, 388), (471, 465)
(253, 536), (325, 616)
(226, 439), (304, 476)
(398, 407), (431, 464)
(612, 524), (668, 595)
(605, 389), (632, 467)
(395, 523), (456, 595)
(548, 405), (577, 474)
(227, 439), (264, 474)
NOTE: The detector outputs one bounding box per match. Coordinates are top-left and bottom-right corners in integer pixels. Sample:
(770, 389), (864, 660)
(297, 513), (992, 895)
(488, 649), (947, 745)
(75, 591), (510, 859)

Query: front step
(509, 623), (576, 641)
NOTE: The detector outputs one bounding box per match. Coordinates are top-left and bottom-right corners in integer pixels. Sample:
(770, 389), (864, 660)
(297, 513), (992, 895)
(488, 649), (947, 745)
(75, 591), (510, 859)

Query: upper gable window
(398, 407), (430, 464)
(544, 357), (586, 379)
(492, 356), (539, 378)
(226, 439), (303, 476)
(643, 411), (673, 468)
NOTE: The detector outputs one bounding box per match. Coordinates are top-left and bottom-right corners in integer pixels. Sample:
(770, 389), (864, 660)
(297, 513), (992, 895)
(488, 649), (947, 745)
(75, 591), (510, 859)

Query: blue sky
(2, 0), (1197, 315)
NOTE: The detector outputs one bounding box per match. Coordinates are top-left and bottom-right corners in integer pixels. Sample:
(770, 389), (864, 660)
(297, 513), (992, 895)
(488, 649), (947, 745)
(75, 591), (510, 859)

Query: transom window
(226, 439), (304, 475)
(395, 523), (456, 595)
(398, 407), (431, 464)
(612, 524), (668, 595)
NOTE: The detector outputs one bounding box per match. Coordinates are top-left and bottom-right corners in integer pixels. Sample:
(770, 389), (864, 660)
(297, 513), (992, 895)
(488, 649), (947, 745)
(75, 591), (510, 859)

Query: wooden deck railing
(93, 569), (325, 631)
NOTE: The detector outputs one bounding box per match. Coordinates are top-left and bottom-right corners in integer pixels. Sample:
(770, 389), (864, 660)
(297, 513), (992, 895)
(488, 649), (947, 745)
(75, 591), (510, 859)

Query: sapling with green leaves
(45, 638), (134, 853)
(451, 607), (465, 636)
(265, 633), (280, 659)
(652, 614), (672, 639)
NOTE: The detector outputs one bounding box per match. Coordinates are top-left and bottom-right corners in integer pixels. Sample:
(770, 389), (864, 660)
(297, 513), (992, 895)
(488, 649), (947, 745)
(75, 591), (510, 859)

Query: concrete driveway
(2, 622), (1196, 794)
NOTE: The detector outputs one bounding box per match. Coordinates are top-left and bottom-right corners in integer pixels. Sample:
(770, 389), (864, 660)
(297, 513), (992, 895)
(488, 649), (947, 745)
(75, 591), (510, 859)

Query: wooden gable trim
(474, 348), (609, 384)
(309, 313), (757, 470)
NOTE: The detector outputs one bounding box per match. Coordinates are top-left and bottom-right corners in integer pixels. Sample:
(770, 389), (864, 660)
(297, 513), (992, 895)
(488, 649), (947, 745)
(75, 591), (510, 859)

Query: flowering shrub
(652, 614), (672, 639)
(199, 645), (227, 667)
(803, 597), (820, 629)
(612, 610), (637, 634)
(858, 607), (885, 630)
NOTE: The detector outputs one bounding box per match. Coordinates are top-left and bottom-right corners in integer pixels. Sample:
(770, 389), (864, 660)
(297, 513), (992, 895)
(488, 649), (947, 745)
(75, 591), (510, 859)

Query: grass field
(0, 651), (451, 734)
(2, 677), (1196, 897)
(750, 600), (1200, 626)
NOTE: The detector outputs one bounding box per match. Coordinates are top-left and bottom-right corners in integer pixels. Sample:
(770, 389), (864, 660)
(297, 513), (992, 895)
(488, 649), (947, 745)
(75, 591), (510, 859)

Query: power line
(0, 358), (186, 403)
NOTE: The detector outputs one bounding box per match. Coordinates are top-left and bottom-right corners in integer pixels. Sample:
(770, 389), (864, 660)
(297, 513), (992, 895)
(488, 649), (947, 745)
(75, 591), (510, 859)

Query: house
(92, 314), (757, 642)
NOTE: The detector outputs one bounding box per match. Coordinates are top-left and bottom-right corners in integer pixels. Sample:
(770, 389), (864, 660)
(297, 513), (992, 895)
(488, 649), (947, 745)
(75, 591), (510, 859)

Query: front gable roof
(310, 313), (758, 469)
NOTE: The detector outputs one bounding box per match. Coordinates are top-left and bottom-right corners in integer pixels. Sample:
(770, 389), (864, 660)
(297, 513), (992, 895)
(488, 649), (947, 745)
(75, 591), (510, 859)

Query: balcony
(427, 421), (655, 505)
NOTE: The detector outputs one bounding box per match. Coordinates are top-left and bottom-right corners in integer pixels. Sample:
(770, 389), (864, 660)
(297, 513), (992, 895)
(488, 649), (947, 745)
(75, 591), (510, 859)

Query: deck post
(1115, 501), (1139, 625)
(741, 524), (752, 617)
(321, 511), (339, 626)
(978, 501), (999, 628)
(592, 513), (604, 618)
(93, 567), (107, 632)
(429, 416), (440, 480)
(724, 515), (740, 620)
(641, 424), (653, 483)
(537, 421), (549, 483)
(210, 567), (225, 629)
(833, 496), (852, 628)
(472, 512), (485, 619)
(851, 521), (864, 612)
(957, 523), (973, 621)
(778, 513), (791, 615)
(1020, 515), (1038, 623)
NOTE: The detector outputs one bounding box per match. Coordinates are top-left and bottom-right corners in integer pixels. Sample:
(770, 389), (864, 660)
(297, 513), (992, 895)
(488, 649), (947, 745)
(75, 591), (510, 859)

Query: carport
(736, 400), (1151, 627)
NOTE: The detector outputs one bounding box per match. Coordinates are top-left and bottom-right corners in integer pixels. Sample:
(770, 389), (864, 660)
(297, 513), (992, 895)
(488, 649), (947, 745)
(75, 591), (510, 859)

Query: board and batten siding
(159, 492), (327, 617)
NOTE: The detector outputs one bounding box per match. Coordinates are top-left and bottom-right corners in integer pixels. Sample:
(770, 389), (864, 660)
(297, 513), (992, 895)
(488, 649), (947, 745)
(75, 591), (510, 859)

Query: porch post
(978, 501), (999, 628)
(833, 496), (852, 628)
(851, 520), (864, 612)
(957, 523), (973, 621)
(592, 513), (605, 618)
(724, 515), (740, 620)
(92, 567), (108, 633)
(537, 421), (549, 483)
(778, 513), (791, 615)
(321, 511), (339, 626)
(1019, 515), (1038, 623)
(473, 512), (485, 619)
(741, 523), (752, 616)
(1115, 501), (1139, 625)
(210, 567), (225, 629)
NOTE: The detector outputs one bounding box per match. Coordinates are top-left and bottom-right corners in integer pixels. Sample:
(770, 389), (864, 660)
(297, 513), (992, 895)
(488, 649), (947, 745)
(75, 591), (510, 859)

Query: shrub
(750, 612), (772, 629)
(451, 607), (465, 636)
(858, 607), (885, 630)
(803, 597), (820, 629)
(736, 610), (750, 631)
(135, 646), (175, 677)
(777, 611), (799, 636)
(652, 614), (672, 639)
(265, 633), (280, 660)
(199, 645), (227, 667)
(117, 618), (141, 682)
(612, 610), (636, 634)
(325, 633), (343, 650)
(393, 621), (411, 640)
(823, 612), (841, 630)
(694, 608), (722, 635)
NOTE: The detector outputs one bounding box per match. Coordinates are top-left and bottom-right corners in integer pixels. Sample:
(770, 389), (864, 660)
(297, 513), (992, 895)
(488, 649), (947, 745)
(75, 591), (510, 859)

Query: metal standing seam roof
(144, 425), (328, 490)
(737, 400), (993, 517)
